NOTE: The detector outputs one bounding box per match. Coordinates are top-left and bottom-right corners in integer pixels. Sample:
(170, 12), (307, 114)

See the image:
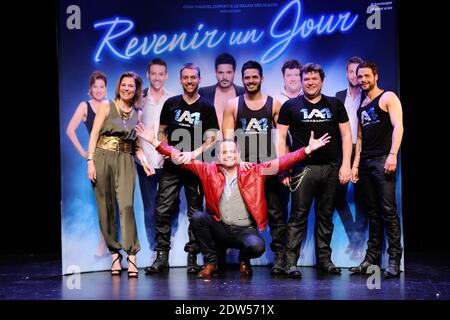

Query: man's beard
(219, 80), (232, 89)
(361, 81), (375, 92)
(244, 82), (261, 94)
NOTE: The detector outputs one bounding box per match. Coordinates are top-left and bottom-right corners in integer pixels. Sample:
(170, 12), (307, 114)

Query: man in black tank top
(349, 62), (404, 277)
(223, 60), (289, 275)
(277, 63), (353, 278)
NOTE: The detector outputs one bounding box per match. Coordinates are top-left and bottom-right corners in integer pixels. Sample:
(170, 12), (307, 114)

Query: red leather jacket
(156, 143), (308, 231)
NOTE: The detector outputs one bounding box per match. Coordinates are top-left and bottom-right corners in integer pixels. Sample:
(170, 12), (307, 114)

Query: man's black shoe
(187, 252), (201, 273)
(271, 251), (286, 275)
(349, 261), (373, 274)
(145, 251), (169, 274)
(287, 265), (302, 278)
(384, 264), (400, 278)
(320, 262), (342, 274)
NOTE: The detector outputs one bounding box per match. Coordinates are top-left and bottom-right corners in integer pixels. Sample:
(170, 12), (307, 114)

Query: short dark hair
(215, 53), (236, 71)
(180, 63), (201, 78)
(346, 56), (363, 70)
(241, 60), (263, 77)
(301, 63), (325, 81)
(147, 58), (167, 73)
(356, 61), (378, 76)
(281, 59), (302, 75)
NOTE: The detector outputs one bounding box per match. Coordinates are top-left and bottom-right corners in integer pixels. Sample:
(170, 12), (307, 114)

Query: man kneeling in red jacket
(136, 123), (330, 278)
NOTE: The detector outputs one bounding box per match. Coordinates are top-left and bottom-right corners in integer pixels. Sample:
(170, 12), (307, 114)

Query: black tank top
(84, 101), (96, 133)
(235, 95), (275, 163)
(357, 91), (393, 159)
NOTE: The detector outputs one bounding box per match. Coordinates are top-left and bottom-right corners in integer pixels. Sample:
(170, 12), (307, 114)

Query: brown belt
(96, 135), (133, 154)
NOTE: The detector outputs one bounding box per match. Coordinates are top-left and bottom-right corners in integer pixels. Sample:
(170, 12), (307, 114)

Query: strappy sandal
(127, 256), (139, 278)
(111, 252), (123, 276)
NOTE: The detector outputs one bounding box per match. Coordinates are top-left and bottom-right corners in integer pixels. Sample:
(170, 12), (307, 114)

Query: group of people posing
(66, 53), (404, 279)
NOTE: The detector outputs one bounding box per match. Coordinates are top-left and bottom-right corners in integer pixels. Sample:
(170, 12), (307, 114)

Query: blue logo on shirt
(361, 107), (379, 126)
(239, 118), (269, 133)
(300, 108), (332, 122)
(175, 109), (201, 126)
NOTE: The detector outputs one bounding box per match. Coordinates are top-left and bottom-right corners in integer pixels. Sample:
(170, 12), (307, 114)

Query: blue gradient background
(58, 0), (403, 274)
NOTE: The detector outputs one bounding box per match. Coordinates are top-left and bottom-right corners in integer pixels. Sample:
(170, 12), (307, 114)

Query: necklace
(116, 100), (133, 129)
(119, 108), (132, 121)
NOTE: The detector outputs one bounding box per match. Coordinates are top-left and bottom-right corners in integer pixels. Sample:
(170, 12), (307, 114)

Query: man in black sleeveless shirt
(222, 60), (289, 275)
(146, 63), (219, 274)
(349, 62), (404, 277)
(278, 63), (353, 278)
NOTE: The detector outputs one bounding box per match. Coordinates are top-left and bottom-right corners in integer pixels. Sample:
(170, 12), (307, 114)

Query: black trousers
(265, 176), (290, 254)
(136, 165), (180, 251)
(285, 163), (339, 267)
(335, 145), (367, 250)
(191, 211), (265, 265)
(154, 161), (204, 253)
(358, 155), (402, 265)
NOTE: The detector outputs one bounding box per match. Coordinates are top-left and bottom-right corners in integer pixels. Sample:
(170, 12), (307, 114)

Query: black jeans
(154, 161), (204, 253)
(359, 155), (402, 265)
(265, 176), (290, 254)
(191, 211), (265, 265)
(285, 163), (339, 267)
(136, 164), (180, 251)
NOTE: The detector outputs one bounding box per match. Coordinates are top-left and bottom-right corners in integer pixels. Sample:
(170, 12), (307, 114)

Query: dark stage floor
(0, 252), (449, 300)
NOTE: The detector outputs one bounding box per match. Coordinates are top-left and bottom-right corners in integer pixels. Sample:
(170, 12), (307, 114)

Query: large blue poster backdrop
(58, 0), (403, 274)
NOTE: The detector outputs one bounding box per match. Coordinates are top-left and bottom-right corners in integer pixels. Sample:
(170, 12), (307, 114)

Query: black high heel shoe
(111, 252), (123, 276)
(127, 256), (139, 278)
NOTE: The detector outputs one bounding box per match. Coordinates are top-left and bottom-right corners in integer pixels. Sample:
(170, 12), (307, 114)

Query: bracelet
(87, 152), (94, 161)
(389, 152), (397, 156)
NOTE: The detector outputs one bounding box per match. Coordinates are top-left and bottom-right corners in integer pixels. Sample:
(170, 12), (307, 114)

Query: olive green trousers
(93, 148), (140, 255)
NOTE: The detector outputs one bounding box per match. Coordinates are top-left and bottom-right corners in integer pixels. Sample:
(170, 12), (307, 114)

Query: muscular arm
(385, 92), (404, 157)
(272, 98), (282, 128)
(222, 98), (238, 140)
(382, 92), (404, 173)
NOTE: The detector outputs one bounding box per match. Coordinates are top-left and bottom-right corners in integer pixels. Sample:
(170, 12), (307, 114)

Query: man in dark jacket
(199, 53), (245, 130)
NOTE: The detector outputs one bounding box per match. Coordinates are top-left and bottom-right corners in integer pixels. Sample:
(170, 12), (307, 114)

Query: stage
(1, 252), (448, 301)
